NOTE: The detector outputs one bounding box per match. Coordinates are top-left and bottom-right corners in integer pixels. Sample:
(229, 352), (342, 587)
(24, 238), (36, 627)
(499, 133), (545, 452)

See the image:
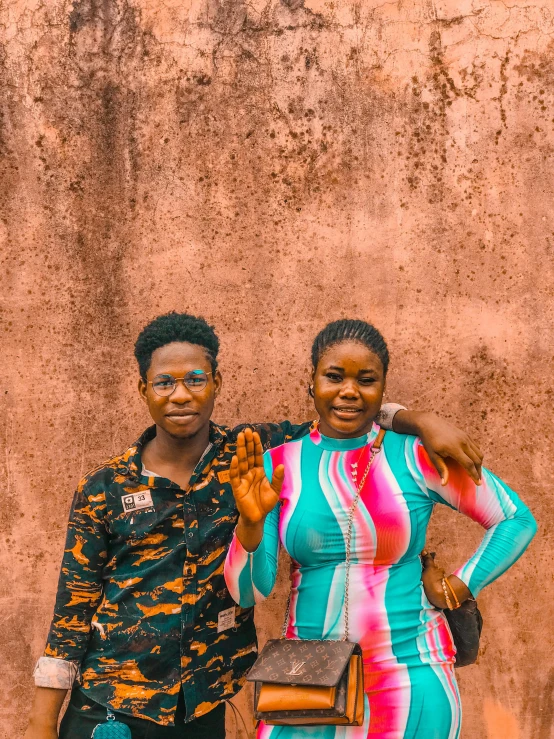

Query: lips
(331, 406), (363, 420)
(165, 410), (198, 423)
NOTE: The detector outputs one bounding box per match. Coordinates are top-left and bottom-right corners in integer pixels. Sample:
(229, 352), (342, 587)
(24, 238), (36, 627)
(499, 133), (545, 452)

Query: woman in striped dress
(224, 319), (536, 739)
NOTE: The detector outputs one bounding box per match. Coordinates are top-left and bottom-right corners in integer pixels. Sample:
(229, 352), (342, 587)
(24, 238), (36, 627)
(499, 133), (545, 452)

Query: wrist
(28, 714), (58, 729)
(237, 516), (264, 532)
(236, 518), (264, 553)
(377, 403), (407, 431)
(446, 574), (472, 605)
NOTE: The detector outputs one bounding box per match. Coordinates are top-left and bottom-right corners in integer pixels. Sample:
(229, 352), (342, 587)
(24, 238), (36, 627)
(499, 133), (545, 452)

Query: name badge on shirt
(218, 606), (236, 633)
(122, 491), (154, 513)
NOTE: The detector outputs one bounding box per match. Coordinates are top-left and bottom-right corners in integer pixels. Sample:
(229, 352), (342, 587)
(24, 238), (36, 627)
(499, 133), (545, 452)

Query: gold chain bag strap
(247, 428), (386, 726)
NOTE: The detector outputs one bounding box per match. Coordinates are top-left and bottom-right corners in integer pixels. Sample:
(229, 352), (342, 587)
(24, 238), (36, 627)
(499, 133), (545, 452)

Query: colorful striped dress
(224, 424), (536, 739)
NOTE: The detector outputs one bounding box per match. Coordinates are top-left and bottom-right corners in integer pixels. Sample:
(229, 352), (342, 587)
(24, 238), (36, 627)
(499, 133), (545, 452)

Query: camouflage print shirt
(36, 421), (311, 725)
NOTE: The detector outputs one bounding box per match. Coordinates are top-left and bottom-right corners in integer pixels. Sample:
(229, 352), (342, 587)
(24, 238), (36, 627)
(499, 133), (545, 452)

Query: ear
(213, 370), (223, 399)
(138, 376), (148, 403)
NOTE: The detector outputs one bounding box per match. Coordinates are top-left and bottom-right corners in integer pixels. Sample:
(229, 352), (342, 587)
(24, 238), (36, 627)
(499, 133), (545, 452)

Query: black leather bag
(444, 598), (483, 667)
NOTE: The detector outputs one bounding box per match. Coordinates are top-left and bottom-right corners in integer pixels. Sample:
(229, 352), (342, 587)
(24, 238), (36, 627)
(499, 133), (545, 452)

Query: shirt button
(187, 532), (193, 538)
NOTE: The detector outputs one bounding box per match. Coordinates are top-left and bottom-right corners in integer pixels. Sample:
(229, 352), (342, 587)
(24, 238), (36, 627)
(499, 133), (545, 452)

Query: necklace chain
(343, 444), (380, 641)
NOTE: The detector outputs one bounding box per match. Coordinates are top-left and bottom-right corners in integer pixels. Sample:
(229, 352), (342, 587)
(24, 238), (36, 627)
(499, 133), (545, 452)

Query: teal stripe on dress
(289, 441), (341, 640)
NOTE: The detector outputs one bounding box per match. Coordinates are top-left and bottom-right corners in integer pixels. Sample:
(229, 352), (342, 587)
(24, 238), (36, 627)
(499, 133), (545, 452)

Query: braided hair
(134, 312), (219, 380)
(311, 319), (389, 375)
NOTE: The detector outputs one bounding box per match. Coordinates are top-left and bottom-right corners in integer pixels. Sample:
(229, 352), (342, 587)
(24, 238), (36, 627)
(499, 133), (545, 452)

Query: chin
(325, 416), (375, 438)
(170, 429), (199, 439)
(162, 422), (204, 439)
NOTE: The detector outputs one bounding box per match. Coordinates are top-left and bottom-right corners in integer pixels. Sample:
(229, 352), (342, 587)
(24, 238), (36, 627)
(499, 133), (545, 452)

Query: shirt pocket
(107, 489), (164, 543)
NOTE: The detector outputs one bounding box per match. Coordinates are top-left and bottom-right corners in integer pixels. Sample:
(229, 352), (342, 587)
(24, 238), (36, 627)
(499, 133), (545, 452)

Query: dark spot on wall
(515, 41), (554, 86)
(281, 0), (305, 9)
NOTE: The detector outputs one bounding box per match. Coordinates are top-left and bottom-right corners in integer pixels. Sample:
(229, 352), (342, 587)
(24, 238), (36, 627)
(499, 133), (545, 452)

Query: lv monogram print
(248, 639), (357, 687)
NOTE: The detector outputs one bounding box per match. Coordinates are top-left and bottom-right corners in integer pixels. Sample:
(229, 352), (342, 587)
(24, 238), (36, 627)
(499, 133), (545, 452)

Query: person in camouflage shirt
(25, 313), (484, 739)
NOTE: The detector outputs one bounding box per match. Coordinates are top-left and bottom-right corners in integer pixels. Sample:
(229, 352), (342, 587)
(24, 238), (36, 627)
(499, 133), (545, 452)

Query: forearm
(225, 508), (280, 608)
(27, 686), (68, 731)
(391, 409), (431, 435)
(421, 457), (537, 598)
(453, 509), (537, 597)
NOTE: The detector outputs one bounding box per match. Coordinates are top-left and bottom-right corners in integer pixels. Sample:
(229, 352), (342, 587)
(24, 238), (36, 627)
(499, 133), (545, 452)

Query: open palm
(230, 429), (284, 525)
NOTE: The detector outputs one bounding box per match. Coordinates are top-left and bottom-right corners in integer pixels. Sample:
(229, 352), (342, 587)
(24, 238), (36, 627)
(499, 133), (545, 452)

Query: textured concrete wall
(0, 1), (552, 737)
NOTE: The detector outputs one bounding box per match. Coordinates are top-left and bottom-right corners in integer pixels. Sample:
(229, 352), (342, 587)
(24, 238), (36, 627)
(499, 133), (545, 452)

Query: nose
(168, 379), (194, 403)
(338, 379), (360, 398)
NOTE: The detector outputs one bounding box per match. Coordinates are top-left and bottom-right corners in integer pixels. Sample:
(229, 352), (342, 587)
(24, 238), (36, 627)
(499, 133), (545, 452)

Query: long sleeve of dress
(407, 438), (537, 597)
(224, 454), (281, 608)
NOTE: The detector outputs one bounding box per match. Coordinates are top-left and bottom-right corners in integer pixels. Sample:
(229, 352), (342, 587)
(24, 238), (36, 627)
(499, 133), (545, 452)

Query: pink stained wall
(0, 1), (552, 737)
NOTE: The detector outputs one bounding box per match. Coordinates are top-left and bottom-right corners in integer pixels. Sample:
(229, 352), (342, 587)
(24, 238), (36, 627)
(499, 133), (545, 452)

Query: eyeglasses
(149, 371), (213, 396)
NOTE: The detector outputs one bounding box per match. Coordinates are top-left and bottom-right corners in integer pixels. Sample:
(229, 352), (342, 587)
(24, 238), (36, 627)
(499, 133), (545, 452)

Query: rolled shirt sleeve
(33, 656), (80, 689)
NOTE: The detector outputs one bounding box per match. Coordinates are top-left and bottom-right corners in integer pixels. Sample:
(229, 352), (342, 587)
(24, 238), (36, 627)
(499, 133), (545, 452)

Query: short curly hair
(134, 312), (220, 380)
(311, 319), (389, 375)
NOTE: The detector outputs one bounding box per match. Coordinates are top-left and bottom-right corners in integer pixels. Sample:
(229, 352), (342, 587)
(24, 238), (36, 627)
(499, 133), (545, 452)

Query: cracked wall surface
(0, 1), (552, 737)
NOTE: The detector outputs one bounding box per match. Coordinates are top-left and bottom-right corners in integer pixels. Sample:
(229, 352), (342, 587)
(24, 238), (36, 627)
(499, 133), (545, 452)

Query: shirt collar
(116, 422), (229, 481)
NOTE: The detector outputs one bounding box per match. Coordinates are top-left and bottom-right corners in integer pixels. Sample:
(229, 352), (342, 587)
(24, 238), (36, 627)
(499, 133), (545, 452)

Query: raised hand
(230, 429), (284, 549)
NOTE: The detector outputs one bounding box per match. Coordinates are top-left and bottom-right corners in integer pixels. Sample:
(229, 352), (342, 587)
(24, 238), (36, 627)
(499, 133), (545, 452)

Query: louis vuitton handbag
(247, 429), (386, 726)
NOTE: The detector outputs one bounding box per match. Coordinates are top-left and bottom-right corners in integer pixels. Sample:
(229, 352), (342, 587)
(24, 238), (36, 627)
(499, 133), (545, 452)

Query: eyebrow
(327, 365), (378, 375)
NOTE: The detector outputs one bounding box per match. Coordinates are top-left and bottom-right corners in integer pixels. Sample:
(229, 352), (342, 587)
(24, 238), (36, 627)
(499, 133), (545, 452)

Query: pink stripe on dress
(269, 442), (302, 543)
(362, 449), (411, 565)
(223, 535), (249, 605)
(327, 448), (410, 737)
